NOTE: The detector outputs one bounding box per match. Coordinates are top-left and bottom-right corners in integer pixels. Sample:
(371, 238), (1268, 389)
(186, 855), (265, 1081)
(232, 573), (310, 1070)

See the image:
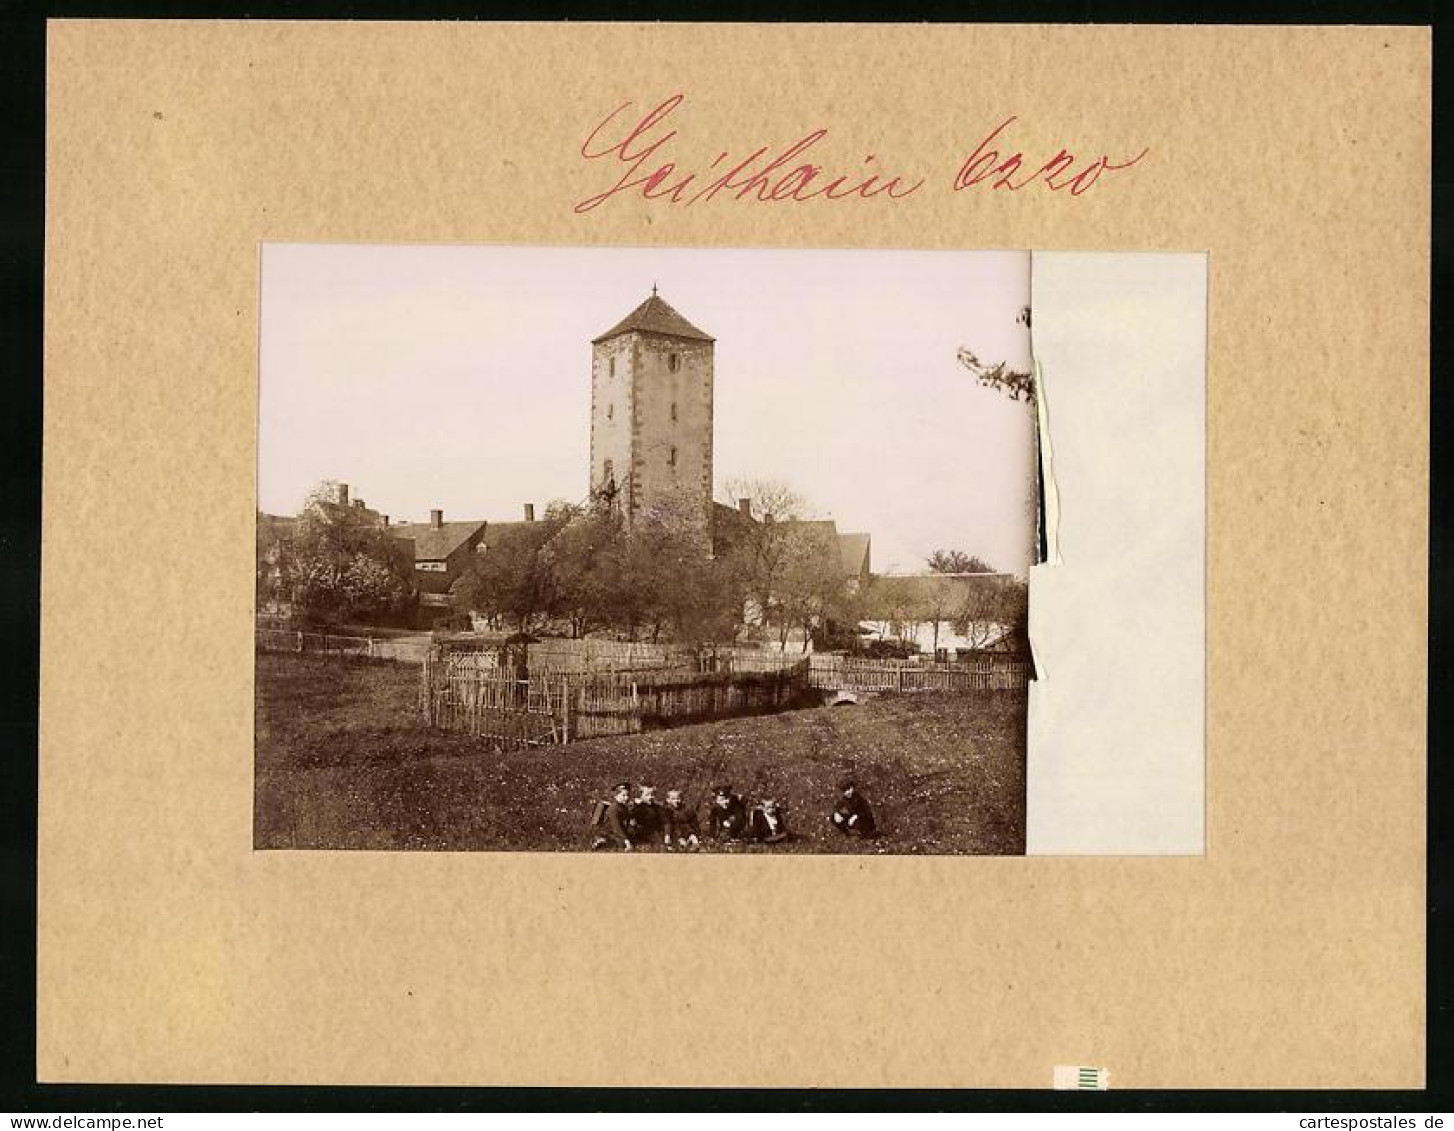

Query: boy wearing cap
(747, 797), (790, 844)
(705, 784), (748, 841)
(589, 781), (635, 851)
(830, 779), (877, 838)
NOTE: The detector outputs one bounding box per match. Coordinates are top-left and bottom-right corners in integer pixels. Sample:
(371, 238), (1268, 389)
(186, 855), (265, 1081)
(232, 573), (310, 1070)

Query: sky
(259, 245), (1035, 576)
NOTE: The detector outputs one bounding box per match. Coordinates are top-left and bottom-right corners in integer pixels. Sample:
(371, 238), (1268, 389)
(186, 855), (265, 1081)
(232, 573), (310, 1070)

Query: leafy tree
(631, 496), (740, 644)
(273, 481), (416, 625)
(451, 502), (575, 632)
(257, 514), (286, 609)
(540, 505), (619, 638)
(451, 477), (848, 649)
(450, 493), (742, 644)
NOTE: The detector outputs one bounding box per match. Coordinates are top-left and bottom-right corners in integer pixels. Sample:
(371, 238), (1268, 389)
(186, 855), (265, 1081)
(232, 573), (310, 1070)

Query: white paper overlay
(1026, 252), (1207, 856)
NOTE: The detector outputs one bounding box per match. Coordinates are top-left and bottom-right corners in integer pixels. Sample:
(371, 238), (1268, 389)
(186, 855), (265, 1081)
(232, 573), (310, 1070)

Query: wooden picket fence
(256, 628), (430, 663)
(525, 636), (686, 673)
(720, 650), (808, 674)
(807, 654), (1031, 693)
(421, 650), (811, 749)
(611, 662), (811, 724)
(421, 658), (572, 748)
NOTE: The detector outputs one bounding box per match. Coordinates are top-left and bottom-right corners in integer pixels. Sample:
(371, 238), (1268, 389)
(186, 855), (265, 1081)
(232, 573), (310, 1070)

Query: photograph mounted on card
(40, 21), (1426, 1088)
(255, 244), (1205, 858)
(256, 246), (1039, 855)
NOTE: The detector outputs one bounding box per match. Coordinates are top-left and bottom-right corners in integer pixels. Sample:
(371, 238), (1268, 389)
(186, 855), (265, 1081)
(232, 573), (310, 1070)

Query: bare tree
(721, 477), (807, 524)
(920, 578), (959, 655)
(866, 575), (925, 653)
(719, 477), (809, 643)
(952, 577), (1030, 653)
(774, 523), (848, 651)
(926, 549), (997, 574)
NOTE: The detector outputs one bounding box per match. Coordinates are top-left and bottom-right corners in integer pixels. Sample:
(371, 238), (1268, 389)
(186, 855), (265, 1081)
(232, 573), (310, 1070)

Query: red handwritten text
(574, 94), (925, 214)
(573, 96), (1149, 213)
(952, 116), (1149, 195)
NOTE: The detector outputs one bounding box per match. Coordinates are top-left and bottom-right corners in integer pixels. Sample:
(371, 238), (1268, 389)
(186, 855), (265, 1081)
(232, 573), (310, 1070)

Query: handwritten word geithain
(574, 94), (1149, 214)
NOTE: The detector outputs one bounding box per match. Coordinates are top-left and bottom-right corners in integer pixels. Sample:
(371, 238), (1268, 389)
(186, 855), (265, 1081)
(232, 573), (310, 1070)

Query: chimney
(381, 515), (389, 526)
(430, 509), (443, 529)
(524, 503), (535, 522)
(336, 483), (349, 507)
(737, 497), (751, 516)
(353, 498), (365, 509)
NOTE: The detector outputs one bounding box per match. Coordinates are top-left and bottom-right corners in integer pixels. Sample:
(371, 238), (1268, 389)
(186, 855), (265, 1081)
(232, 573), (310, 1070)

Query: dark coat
(705, 794), (748, 839)
(831, 792), (877, 836)
(663, 804), (700, 844)
(586, 798), (636, 848)
(748, 805), (790, 843)
(628, 800), (663, 842)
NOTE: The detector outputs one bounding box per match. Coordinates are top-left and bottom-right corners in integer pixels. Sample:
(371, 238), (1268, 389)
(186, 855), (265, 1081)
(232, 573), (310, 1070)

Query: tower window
(668, 353), (679, 372)
(670, 401), (678, 422)
(603, 459), (613, 482)
(668, 446), (677, 468)
(607, 403), (614, 421)
(609, 356), (615, 378)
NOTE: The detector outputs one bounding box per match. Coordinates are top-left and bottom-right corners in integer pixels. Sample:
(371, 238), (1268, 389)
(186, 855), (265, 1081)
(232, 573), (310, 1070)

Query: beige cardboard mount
(40, 22), (1428, 1087)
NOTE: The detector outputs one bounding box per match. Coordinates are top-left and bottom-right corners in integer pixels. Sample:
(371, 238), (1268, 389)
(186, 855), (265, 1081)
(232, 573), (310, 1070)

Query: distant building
(709, 500), (871, 586)
(471, 502), (543, 557)
(861, 572), (1025, 659)
(778, 520), (872, 588)
(317, 481), (388, 527)
(389, 507), (488, 616)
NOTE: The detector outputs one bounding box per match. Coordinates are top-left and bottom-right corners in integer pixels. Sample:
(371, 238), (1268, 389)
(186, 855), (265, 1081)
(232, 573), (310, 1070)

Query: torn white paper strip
(1033, 358), (1062, 567)
(1026, 252), (1207, 856)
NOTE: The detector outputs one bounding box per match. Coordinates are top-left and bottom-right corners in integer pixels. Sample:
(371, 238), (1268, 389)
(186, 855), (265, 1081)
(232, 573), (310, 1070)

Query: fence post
(561, 674), (570, 744)
(367, 637), (375, 659)
(296, 630), (304, 653)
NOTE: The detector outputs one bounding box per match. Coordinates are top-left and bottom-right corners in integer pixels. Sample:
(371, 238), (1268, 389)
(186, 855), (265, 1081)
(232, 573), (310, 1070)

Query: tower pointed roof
(592, 291), (714, 344)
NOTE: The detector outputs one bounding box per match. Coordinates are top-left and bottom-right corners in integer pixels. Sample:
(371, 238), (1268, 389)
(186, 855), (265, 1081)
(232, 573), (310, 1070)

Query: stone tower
(589, 289), (714, 541)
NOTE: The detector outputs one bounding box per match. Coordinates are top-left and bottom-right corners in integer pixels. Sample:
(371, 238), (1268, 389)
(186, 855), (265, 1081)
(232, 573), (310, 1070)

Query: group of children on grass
(589, 778), (877, 851)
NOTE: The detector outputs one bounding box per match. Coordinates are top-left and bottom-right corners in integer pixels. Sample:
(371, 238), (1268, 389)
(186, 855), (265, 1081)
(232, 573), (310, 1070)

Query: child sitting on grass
(662, 789), (700, 850)
(747, 797), (790, 844)
(627, 784), (663, 848)
(704, 784), (748, 842)
(830, 779), (877, 838)
(589, 781), (635, 851)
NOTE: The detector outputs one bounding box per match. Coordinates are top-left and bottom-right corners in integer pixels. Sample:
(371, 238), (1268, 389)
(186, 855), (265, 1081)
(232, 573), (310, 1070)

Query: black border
(1, 0), (1447, 1113)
